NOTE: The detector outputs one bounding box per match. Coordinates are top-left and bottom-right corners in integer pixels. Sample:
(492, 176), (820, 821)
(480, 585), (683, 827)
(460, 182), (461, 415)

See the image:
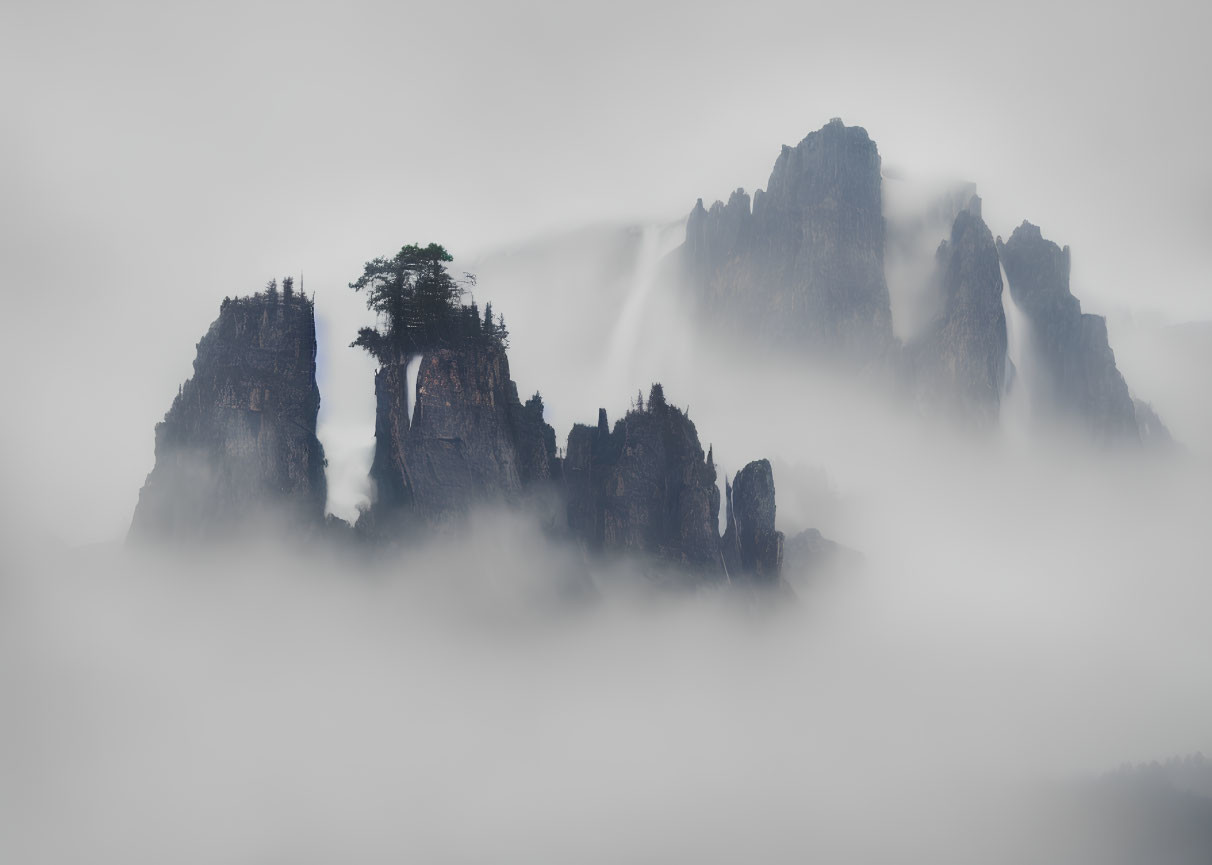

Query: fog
(2, 0), (1211, 860)
(4, 433), (1210, 861)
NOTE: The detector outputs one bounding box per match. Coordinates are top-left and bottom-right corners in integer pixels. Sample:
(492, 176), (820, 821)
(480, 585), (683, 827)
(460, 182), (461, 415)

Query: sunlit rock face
(563, 386), (724, 580)
(997, 222), (1140, 442)
(361, 341), (559, 534)
(681, 118), (894, 362)
(129, 291), (326, 541)
(908, 197), (1008, 428)
(721, 459), (784, 584)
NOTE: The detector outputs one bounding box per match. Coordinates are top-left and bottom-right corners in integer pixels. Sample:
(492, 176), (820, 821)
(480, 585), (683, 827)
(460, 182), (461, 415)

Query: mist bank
(3, 439), (1210, 863)
(9, 298), (1210, 858)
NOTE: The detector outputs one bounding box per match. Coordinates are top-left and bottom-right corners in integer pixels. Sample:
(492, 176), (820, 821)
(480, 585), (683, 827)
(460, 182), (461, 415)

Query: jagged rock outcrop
(721, 459), (784, 584)
(680, 118), (894, 361)
(129, 289), (326, 541)
(563, 386), (789, 587)
(563, 385), (723, 579)
(908, 197), (1007, 427)
(360, 340), (559, 533)
(997, 223), (1140, 442)
(512, 391), (561, 484)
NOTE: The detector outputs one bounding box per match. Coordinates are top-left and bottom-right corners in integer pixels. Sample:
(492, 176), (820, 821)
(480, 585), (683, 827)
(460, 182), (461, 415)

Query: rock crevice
(360, 341), (559, 534)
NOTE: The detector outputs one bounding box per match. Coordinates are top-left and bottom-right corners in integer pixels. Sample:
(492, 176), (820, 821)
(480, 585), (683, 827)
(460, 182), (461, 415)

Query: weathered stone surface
(512, 391), (561, 485)
(361, 340), (559, 533)
(563, 385), (724, 578)
(721, 459), (784, 584)
(909, 197), (1007, 427)
(129, 291), (326, 541)
(997, 223), (1140, 442)
(680, 118), (894, 361)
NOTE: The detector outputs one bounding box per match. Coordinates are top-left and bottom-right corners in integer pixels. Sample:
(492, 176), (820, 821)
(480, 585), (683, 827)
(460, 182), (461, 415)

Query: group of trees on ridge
(349, 243), (509, 363)
(228, 245), (509, 362)
(222, 275), (313, 311)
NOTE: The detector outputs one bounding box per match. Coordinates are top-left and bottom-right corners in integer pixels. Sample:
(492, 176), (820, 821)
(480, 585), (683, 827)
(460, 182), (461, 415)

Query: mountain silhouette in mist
(130, 117), (1182, 585)
(677, 118), (1169, 443)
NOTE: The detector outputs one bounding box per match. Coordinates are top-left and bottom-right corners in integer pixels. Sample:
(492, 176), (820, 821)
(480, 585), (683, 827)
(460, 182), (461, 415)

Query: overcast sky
(2, 0), (1209, 544)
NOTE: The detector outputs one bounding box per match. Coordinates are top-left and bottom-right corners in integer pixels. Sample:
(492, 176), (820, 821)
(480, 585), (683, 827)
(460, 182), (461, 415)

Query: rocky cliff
(564, 385), (786, 587)
(563, 385), (723, 579)
(681, 118), (894, 361)
(721, 459), (784, 584)
(908, 197), (1008, 427)
(129, 288), (326, 541)
(997, 222), (1140, 442)
(360, 340), (559, 534)
(680, 121), (1171, 445)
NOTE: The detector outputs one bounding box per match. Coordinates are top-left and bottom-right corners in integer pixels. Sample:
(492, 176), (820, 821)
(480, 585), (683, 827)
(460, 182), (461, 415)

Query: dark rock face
(129, 292), (326, 541)
(721, 459), (784, 584)
(909, 198), (1007, 427)
(563, 388), (791, 587)
(563, 386), (723, 578)
(512, 391), (561, 485)
(997, 222), (1140, 442)
(362, 341), (559, 532)
(681, 118), (894, 360)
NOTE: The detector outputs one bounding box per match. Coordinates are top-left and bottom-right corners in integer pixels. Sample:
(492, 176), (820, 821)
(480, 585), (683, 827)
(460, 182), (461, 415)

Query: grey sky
(1, 0), (1209, 543)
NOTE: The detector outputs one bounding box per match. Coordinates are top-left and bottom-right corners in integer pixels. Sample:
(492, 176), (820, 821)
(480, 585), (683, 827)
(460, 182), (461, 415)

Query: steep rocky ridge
(129, 289), (326, 541)
(680, 118), (894, 361)
(679, 120), (1170, 445)
(908, 197), (1008, 427)
(563, 385), (722, 579)
(564, 385), (786, 587)
(360, 340), (560, 534)
(997, 223), (1141, 442)
(721, 459), (784, 584)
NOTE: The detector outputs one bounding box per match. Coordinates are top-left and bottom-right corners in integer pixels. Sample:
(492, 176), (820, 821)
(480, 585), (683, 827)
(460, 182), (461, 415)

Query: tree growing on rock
(350, 243), (504, 363)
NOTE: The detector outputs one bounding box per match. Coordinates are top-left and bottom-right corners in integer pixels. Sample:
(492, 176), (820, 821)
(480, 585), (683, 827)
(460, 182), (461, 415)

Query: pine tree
(350, 243), (468, 362)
